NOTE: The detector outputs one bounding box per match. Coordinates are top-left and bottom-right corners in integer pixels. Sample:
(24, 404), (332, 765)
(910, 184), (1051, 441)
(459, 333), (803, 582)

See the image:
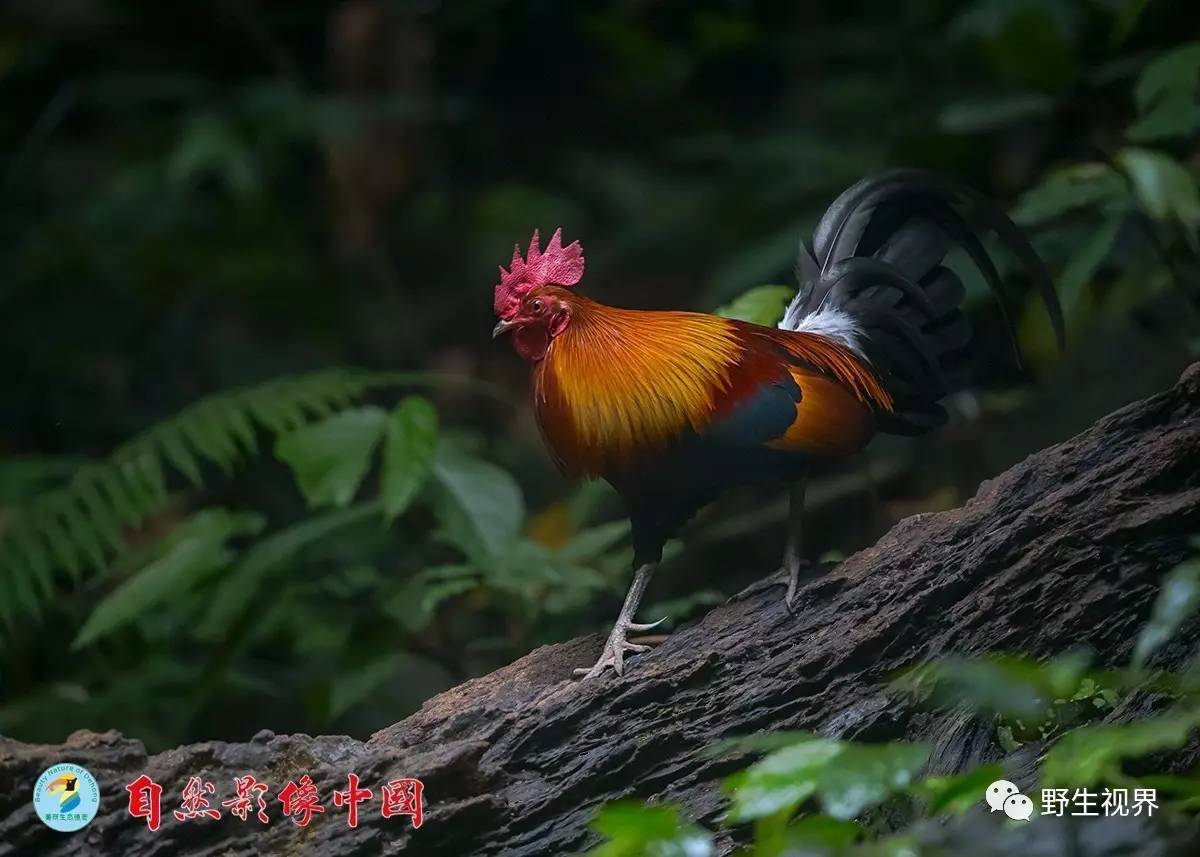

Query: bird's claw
(782, 560), (812, 614)
(784, 574), (800, 613)
(574, 623), (661, 680)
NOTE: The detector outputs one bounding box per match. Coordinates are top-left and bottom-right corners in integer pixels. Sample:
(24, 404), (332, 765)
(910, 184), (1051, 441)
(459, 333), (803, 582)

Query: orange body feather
(532, 292), (891, 479)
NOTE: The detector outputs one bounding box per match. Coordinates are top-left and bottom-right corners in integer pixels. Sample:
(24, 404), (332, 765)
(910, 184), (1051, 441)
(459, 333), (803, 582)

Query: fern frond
(0, 368), (504, 639)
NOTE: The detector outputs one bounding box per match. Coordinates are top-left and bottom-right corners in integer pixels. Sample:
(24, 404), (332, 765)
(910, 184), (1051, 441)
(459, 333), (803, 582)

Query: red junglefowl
(492, 171), (1064, 680)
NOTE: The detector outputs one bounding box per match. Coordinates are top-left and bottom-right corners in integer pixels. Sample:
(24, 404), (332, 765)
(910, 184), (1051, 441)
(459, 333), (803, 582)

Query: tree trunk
(4, 364), (1200, 857)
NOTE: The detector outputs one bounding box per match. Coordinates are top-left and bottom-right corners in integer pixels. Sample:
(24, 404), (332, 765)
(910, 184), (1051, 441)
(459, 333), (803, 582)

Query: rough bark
(3, 364), (1200, 857)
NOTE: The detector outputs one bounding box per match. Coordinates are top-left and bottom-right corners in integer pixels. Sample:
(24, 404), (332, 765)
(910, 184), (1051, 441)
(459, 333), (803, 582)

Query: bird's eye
(531, 299), (544, 312)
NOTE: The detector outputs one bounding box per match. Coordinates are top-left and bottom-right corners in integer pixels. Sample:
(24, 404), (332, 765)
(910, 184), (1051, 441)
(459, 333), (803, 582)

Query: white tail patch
(779, 295), (867, 358)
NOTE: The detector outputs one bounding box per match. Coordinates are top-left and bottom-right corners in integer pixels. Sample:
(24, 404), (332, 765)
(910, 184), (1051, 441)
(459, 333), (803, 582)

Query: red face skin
(500, 288), (573, 362)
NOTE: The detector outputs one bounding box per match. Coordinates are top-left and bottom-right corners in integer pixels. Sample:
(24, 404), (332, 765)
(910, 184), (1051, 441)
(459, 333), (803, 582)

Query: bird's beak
(492, 319), (516, 339)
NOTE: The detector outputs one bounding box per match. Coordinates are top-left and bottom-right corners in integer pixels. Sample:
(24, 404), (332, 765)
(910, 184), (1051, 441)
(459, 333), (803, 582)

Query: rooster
(492, 171), (1064, 680)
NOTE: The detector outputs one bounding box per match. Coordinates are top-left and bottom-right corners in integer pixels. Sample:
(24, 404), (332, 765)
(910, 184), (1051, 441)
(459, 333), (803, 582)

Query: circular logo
(33, 763), (100, 832)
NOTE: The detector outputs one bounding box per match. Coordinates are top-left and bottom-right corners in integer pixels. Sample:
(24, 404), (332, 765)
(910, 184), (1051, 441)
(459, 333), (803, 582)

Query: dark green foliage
(0, 369), (487, 639)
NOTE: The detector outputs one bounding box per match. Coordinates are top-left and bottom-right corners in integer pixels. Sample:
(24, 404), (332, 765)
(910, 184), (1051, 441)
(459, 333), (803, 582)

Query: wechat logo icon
(985, 779), (1034, 821)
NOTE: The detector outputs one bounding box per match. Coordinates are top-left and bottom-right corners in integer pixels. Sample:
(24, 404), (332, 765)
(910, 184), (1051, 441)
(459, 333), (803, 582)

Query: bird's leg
(574, 562), (663, 680)
(783, 473), (809, 612)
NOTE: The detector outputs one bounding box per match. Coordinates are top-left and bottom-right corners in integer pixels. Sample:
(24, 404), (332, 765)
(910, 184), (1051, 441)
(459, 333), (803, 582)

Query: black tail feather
(785, 170), (1064, 435)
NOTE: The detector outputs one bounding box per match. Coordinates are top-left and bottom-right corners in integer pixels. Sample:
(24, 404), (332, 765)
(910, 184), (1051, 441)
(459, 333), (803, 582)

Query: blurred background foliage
(0, 0), (1198, 751)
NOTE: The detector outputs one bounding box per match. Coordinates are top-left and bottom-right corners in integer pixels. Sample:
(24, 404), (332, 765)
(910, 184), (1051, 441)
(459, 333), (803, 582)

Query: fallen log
(3, 363), (1200, 857)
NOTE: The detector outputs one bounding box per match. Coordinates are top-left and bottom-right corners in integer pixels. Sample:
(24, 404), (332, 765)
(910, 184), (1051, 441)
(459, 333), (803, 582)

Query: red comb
(494, 227), (585, 318)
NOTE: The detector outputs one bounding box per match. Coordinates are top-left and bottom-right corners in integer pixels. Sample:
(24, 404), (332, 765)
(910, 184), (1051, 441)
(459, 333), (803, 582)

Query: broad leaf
(892, 651), (1092, 721)
(1138, 775), (1200, 811)
(914, 763), (1004, 815)
(1012, 163), (1129, 225)
(715, 284), (794, 326)
(168, 112), (260, 198)
(938, 92), (1052, 133)
(724, 738), (843, 822)
(330, 652), (411, 719)
(588, 802), (713, 857)
(786, 815), (861, 848)
(557, 521), (631, 562)
(817, 742), (930, 820)
(1116, 148), (1200, 242)
(1129, 96), (1200, 144)
(1129, 42), (1200, 142)
(1133, 558), (1200, 668)
(703, 730), (821, 758)
(276, 407), (386, 508)
(1059, 214), (1125, 313)
(430, 442), (524, 560)
(198, 502), (382, 639)
(383, 564), (479, 632)
(74, 509), (264, 647)
(1043, 707), (1200, 787)
(381, 396), (438, 524)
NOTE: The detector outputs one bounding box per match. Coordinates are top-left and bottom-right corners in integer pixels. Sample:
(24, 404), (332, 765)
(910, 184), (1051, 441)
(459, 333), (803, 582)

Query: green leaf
(588, 802), (713, 857)
(383, 564), (479, 632)
(157, 428), (203, 486)
(0, 456), (85, 503)
(817, 742), (930, 820)
(430, 442), (524, 560)
(724, 738), (843, 823)
(1059, 214), (1124, 313)
(8, 526), (53, 601)
(182, 403), (241, 473)
(1137, 774), (1200, 810)
(938, 92), (1053, 133)
(714, 285), (794, 326)
(1043, 707), (1200, 787)
(329, 652), (410, 719)
(74, 509), (265, 648)
(1133, 558), (1200, 668)
(276, 407), (387, 508)
(557, 521), (631, 562)
(116, 454), (161, 517)
(97, 468), (141, 526)
(1134, 43), (1200, 111)
(34, 507), (82, 583)
(212, 398), (259, 456)
(892, 651), (1092, 720)
(381, 397), (438, 524)
(76, 474), (125, 552)
(703, 730), (820, 758)
(786, 815), (861, 848)
(198, 502), (382, 639)
(168, 112), (260, 198)
(914, 763), (1005, 815)
(1128, 43), (1200, 141)
(1116, 148), (1200, 241)
(1011, 163), (1129, 225)
(52, 497), (107, 574)
(2, 533), (43, 624)
(1128, 97), (1200, 144)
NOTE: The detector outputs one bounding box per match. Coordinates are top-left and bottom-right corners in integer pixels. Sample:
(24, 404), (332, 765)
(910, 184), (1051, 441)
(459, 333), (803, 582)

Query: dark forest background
(1, 0), (1198, 753)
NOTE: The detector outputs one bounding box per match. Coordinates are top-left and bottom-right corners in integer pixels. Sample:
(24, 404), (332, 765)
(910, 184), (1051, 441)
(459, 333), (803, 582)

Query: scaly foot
(783, 559), (813, 613)
(574, 617), (665, 680)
